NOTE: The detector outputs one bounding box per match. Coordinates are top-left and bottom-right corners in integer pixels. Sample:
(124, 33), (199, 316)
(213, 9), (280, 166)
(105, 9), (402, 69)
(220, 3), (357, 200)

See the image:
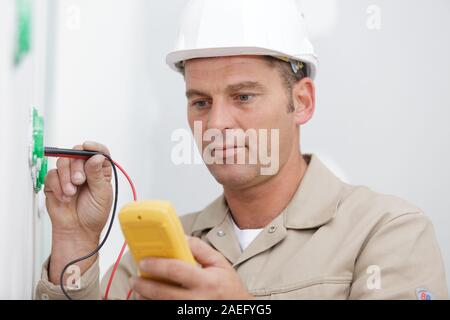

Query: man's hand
(130, 237), (253, 300)
(44, 141), (113, 285)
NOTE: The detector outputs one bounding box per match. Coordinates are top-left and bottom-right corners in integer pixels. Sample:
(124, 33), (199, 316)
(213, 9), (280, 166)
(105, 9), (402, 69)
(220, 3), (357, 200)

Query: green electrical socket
(30, 107), (47, 192)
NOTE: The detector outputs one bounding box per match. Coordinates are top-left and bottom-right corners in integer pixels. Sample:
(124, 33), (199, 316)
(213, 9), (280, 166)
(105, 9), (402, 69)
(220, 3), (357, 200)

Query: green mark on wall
(14, 0), (32, 66)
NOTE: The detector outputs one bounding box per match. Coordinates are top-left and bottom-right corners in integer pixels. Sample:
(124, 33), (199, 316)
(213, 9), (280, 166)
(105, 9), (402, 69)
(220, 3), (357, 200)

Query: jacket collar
(191, 154), (346, 233)
(284, 154), (346, 229)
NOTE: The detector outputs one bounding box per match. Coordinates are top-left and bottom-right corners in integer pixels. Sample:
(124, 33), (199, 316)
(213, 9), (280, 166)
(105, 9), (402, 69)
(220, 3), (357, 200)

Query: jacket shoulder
(339, 184), (424, 222)
(335, 184), (435, 247)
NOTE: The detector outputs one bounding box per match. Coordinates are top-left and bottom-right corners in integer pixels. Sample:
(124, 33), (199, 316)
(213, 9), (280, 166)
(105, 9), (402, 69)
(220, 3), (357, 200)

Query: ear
(292, 77), (315, 126)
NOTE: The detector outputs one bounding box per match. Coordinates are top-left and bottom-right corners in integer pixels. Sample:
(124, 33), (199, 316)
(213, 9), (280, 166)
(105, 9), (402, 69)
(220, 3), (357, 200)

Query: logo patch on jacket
(416, 288), (433, 300)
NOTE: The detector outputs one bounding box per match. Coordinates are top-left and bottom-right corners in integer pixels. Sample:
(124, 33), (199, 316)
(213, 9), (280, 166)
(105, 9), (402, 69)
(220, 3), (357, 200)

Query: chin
(208, 163), (260, 188)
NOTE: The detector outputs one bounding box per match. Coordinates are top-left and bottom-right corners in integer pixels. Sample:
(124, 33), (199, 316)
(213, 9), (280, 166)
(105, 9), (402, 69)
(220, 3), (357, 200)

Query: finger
(56, 157), (77, 197)
(44, 169), (70, 203)
(188, 236), (230, 268)
(139, 257), (201, 289)
(84, 154), (110, 193)
(101, 156), (112, 182)
(130, 276), (190, 300)
(82, 141), (111, 156)
(70, 145), (86, 186)
(83, 141), (112, 182)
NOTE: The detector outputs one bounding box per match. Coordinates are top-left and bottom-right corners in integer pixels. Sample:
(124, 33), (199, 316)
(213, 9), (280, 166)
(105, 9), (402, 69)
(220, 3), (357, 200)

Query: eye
(234, 94), (254, 103)
(192, 100), (210, 109)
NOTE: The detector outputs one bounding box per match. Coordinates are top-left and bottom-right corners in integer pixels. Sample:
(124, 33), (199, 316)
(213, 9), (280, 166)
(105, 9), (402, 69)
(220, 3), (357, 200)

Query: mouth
(212, 145), (247, 158)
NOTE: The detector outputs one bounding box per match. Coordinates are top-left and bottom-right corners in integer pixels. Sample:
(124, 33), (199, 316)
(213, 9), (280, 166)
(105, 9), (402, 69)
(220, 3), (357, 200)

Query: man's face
(184, 56), (301, 190)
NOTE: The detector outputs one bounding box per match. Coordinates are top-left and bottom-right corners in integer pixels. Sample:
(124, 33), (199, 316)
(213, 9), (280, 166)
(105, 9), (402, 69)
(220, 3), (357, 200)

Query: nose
(206, 98), (237, 132)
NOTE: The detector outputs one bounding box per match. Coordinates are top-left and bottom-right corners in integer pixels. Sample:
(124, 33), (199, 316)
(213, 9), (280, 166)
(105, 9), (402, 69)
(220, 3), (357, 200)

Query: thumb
(84, 154), (109, 192)
(188, 236), (230, 268)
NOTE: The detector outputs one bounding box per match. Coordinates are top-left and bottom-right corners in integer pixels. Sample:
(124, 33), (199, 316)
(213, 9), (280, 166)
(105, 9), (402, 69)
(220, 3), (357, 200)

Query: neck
(224, 150), (308, 229)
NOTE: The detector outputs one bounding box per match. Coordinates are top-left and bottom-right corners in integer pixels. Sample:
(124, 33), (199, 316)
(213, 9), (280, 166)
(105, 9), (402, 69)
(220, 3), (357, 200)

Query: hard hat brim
(166, 46), (317, 80)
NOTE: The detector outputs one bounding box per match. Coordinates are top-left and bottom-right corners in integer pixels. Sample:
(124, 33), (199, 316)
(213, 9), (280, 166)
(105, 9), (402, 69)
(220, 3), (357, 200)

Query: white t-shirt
(231, 218), (263, 251)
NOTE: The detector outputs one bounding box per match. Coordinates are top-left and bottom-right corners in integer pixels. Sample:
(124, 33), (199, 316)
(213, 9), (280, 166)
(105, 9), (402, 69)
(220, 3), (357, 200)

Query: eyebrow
(226, 81), (266, 93)
(186, 81), (266, 99)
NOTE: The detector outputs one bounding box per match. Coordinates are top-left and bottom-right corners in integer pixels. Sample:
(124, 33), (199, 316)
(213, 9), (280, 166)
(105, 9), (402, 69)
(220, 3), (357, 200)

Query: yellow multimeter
(118, 200), (197, 280)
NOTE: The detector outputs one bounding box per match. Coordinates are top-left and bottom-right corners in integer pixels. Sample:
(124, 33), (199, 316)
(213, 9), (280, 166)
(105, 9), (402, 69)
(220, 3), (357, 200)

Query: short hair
(263, 56), (306, 112)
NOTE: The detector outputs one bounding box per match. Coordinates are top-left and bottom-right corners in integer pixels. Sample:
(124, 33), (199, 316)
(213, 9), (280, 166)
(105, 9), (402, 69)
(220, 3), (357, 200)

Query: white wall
(0, 0), (50, 299)
(41, 0), (450, 293)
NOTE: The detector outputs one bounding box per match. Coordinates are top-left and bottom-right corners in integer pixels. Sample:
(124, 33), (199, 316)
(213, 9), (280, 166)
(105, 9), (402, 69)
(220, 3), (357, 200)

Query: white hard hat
(166, 0), (318, 79)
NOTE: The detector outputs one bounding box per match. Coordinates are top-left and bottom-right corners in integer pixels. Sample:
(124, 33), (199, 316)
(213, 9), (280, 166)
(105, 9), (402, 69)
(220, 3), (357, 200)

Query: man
(35, 0), (448, 299)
